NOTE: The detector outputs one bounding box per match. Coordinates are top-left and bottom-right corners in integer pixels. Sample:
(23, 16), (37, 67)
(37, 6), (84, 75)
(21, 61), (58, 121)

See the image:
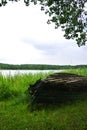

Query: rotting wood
(27, 73), (87, 104)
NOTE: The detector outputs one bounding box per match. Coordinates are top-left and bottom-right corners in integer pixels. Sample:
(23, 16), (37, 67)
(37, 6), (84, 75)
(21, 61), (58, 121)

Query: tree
(0, 0), (87, 46)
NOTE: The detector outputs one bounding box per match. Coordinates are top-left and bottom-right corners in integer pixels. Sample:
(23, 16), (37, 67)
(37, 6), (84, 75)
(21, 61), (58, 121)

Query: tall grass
(66, 67), (87, 76)
(0, 72), (50, 100)
(0, 69), (87, 130)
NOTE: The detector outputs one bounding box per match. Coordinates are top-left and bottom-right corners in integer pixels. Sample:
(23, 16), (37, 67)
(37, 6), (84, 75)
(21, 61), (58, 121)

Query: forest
(0, 63), (87, 70)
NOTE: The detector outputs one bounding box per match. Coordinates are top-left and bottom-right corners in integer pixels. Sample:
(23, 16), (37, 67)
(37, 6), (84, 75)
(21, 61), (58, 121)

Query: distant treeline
(0, 63), (87, 70)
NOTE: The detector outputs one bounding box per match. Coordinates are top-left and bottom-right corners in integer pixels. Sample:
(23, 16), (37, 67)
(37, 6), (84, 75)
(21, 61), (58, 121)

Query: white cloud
(0, 1), (87, 65)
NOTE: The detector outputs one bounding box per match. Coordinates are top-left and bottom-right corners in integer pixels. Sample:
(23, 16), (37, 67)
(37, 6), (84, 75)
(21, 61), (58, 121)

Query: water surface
(0, 70), (62, 76)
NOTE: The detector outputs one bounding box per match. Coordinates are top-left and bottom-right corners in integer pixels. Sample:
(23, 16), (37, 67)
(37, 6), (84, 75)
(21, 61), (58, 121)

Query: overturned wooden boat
(28, 73), (87, 104)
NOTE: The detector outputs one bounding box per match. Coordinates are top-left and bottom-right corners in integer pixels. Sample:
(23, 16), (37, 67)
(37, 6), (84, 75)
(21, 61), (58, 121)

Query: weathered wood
(28, 73), (87, 104)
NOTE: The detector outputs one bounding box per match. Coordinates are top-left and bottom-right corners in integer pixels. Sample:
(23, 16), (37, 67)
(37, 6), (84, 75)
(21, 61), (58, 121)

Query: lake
(0, 70), (62, 76)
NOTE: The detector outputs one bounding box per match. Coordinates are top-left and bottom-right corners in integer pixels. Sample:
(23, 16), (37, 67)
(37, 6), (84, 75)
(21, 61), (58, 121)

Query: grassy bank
(66, 67), (87, 76)
(0, 69), (87, 130)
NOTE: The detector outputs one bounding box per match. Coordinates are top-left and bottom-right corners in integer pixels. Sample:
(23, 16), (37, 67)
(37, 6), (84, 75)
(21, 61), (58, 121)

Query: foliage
(0, 0), (87, 46)
(0, 63), (87, 70)
(32, 0), (87, 46)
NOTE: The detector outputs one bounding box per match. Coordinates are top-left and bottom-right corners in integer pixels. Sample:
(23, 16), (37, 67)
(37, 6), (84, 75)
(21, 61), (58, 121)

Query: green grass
(65, 67), (87, 76)
(0, 69), (87, 130)
(0, 72), (50, 101)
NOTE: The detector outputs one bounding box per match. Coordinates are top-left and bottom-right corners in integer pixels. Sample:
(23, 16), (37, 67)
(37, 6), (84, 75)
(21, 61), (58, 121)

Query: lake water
(0, 70), (62, 76)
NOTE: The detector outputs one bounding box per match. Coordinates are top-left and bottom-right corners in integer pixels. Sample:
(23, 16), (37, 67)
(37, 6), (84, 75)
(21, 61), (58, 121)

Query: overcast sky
(0, 1), (87, 65)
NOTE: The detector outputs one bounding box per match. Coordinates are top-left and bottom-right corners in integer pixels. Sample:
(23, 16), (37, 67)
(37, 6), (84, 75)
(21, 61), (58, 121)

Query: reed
(0, 72), (50, 100)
